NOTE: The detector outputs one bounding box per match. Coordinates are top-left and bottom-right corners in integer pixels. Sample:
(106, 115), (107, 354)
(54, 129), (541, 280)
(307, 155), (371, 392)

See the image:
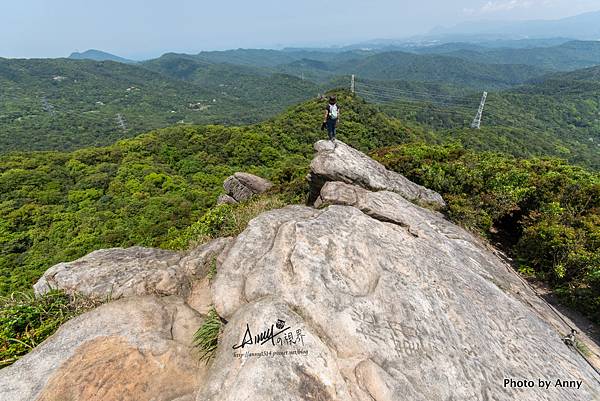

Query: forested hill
(2, 49), (600, 169)
(368, 65), (600, 169)
(415, 41), (600, 72)
(0, 58), (319, 153)
(332, 52), (547, 88)
(68, 49), (136, 64)
(141, 53), (320, 110)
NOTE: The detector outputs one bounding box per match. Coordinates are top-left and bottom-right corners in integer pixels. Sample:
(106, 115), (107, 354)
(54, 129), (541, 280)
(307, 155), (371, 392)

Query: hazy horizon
(2, 0), (600, 59)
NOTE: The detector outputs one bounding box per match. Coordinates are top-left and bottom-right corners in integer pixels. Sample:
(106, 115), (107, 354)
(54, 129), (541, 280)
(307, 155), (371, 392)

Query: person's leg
(327, 119), (335, 141)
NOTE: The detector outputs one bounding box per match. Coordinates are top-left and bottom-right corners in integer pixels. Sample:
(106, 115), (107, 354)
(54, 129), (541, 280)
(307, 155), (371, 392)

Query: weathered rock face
(223, 172), (272, 202)
(308, 140), (446, 208)
(210, 203), (600, 401)
(196, 297), (352, 401)
(0, 296), (206, 401)
(34, 238), (230, 301)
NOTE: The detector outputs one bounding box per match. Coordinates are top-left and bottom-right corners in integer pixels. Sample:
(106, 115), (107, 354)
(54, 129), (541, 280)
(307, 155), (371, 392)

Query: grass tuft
(193, 307), (222, 364)
(207, 256), (218, 281)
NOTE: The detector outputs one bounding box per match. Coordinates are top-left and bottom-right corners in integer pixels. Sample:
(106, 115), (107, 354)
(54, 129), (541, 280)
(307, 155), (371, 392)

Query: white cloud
(463, 0), (557, 16)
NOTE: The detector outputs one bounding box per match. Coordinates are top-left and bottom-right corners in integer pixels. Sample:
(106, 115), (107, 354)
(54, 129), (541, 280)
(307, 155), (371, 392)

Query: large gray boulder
(34, 238), (231, 302)
(308, 140), (446, 208)
(223, 172), (272, 202)
(209, 203), (600, 401)
(0, 296), (207, 401)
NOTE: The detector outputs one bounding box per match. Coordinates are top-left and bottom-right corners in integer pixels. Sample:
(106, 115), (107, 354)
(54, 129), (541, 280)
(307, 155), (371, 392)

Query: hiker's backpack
(328, 104), (339, 120)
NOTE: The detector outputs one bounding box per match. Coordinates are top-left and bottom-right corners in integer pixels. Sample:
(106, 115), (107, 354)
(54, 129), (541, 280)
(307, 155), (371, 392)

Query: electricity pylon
(471, 91), (488, 129)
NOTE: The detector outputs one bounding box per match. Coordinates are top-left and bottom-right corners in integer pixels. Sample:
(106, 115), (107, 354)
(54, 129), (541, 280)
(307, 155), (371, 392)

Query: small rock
(223, 172), (272, 202)
(216, 194), (237, 205)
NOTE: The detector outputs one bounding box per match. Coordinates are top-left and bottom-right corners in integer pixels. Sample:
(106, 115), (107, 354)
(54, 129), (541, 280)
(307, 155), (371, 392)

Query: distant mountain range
(68, 49), (136, 64)
(411, 40), (600, 71)
(428, 10), (600, 41)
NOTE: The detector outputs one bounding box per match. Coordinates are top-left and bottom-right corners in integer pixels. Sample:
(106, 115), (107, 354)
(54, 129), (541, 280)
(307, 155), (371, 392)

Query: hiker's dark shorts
(326, 118), (337, 140)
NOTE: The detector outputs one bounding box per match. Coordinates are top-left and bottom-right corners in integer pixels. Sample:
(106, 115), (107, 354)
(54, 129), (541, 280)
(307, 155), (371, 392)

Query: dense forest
(368, 68), (600, 169)
(0, 58), (320, 152)
(2, 46), (599, 171)
(417, 40), (600, 71)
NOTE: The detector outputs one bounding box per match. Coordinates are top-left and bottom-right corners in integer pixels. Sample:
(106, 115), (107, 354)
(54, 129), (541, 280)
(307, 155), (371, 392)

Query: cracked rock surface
(211, 203), (600, 401)
(33, 238), (231, 301)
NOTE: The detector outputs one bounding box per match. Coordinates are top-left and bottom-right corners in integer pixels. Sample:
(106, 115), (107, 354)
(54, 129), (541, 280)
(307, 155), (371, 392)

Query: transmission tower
(115, 113), (127, 131)
(471, 91), (488, 129)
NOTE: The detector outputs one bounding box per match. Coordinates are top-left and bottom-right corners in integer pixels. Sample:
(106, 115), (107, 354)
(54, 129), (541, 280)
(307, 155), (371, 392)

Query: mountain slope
(0, 58), (254, 152)
(142, 53), (321, 112)
(0, 58), (319, 153)
(436, 41), (600, 71)
(68, 49), (136, 64)
(294, 51), (548, 89)
(363, 64), (600, 169)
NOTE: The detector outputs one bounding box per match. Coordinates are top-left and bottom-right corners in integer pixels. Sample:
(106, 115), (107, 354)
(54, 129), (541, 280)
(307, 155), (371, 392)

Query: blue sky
(1, 0), (599, 59)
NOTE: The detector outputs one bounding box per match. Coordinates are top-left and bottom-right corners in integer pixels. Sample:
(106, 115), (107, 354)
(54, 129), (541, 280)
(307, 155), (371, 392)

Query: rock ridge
(308, 140), (446, 208)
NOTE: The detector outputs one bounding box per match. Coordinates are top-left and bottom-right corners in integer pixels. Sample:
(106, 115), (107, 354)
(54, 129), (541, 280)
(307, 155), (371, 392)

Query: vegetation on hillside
(1, 91), (599, 366)
(375, 69), (600, 169)
(431, 41), (600, 71)
(0, 58), (319, 152)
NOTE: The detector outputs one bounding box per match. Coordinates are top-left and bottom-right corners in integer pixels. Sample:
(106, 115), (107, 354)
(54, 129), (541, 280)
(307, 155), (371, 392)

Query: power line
(355, 85), (478, 107)
(41, 97), (55, 115)
(355, 90), (476, 114)
(356, 82), (476, 101)
(351, 74), (487, 126)
(115, 113), (127, 131)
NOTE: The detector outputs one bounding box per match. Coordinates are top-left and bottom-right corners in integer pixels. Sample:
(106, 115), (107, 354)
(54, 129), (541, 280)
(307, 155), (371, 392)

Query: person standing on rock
(322, 95), (340, 144)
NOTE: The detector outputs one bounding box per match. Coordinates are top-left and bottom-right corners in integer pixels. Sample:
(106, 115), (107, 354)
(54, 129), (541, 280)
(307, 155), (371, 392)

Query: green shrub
(167, 193), (287, 250)
(207, 257), (217, 281)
